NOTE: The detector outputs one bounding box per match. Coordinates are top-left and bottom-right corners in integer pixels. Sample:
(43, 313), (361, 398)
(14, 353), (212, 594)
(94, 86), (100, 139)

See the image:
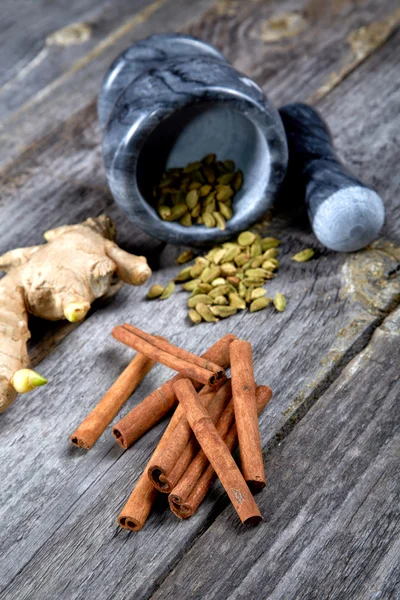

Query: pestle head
(312, 186), (385, 252)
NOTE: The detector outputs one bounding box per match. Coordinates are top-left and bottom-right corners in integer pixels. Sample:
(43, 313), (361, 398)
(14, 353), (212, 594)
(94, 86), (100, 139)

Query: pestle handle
(279, 103), (385, 252)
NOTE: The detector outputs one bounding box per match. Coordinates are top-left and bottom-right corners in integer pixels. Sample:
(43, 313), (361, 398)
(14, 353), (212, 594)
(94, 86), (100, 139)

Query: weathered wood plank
(0, 0), (162, 120)
(0, 5), (399, 600)
(0, 0), (217, 169)
(150, 310), (400, 600)
(1, 0), (399, 168)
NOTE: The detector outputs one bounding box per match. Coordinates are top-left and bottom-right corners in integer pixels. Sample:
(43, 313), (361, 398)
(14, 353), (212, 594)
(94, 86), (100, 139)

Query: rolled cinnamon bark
(117, 391), (186, 531)
(173, 379), (262, 526)
(112, 334), (236, 449)
(113, 326), (223, 387)
(70, 353), (155, 449)
(118, 471), (158, 532)
(122, 324), (225, 381)
(148, 380), (232, 493)
(231, 340), (266, 491)
(170, 385), (272, 519)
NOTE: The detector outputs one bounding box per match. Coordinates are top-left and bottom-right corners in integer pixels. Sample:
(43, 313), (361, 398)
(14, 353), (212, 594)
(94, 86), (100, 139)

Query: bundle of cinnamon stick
(70, 324), (272, 529)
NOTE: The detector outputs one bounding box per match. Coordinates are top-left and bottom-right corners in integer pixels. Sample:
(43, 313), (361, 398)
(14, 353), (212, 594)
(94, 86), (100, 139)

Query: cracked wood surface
(0, 1), (399, 599)
(151, 307), (400, 600)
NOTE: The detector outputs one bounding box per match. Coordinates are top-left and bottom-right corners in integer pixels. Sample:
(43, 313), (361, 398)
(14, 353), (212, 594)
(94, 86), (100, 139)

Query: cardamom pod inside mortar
(154, 153), (243, 230)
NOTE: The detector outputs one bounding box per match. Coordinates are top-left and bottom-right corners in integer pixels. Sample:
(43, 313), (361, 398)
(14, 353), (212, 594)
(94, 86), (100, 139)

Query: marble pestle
(279, 103), (385, 252)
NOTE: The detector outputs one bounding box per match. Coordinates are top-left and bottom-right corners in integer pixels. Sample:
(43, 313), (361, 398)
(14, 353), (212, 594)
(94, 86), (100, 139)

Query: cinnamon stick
(112, 326), (223, 387)
(148, 380), (232, 493)
(173, 379), (262, 526)
(231, 340), (265, 491)
(112, 334), (236, 449)
(70, 353), (155, 449)
(170, 386), (272, 520)
(118, 471), (158, 532)
(117, 383), (215, 531)
(117, 390), (187, 531)
(122, 324), (225, 381)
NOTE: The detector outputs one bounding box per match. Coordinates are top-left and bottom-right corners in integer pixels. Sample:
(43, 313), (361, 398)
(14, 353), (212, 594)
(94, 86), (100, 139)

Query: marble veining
(100, 33), (288, 246)
(279, 103), (385, 252)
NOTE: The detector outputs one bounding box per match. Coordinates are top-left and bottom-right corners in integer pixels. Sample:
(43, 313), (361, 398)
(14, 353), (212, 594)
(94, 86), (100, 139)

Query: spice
(112, 324), (225, 386)
(147, 284), (164, 299)
(112, 335), (236, 449)
(169, 385), (272, 519)
(146, 230), (289, 323)
(70, 353), (155, 449)
(292, 248), (315, 262)
(274, 292), (287, 312)
(173, 378), (263, 525)
(148, 380), (232, 493)
(155, 154), (243, 230)
(231, 341), (265, 491)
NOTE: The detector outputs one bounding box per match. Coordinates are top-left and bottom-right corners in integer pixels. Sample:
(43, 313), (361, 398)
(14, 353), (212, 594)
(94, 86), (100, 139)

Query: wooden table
(1, 1), (399, 598)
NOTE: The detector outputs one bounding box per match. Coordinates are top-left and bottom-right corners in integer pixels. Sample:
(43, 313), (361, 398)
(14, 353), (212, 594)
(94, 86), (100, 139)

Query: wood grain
(0, 1), (399, 599)
(151, 309), (400, 600)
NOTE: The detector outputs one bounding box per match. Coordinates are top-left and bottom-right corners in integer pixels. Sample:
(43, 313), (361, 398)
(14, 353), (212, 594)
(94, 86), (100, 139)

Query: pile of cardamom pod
(154, 154), (242, 230)
(146, 231), (314, 323)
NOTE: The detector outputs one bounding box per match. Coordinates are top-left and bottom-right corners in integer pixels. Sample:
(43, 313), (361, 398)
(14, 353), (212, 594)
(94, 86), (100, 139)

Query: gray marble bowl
(99, 33), (288, 246)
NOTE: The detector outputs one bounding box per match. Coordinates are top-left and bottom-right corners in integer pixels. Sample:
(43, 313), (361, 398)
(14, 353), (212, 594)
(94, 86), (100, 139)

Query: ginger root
(0, 215), (151, 412)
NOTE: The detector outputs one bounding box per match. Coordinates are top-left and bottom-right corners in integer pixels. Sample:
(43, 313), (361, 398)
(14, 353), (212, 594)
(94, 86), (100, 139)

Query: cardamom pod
(217, 172), (235, 185)
(234, 253), (251, 267)
(220, 262), (237, 277)
(263, 248), (279, 259)
(175, 266), (192, 282)
(250, 239), (262, 257)
(250, 256), (264, 268)
(188, 294), (213, 308)
(233, 170), (243, 191)
(188, 309), (202, 324)
(160, 281), (175, 300)
(201, 266), (221, 283)
(181, 278), (201, 291)
(229, 293), (246, 310)
(211, 277), (227, 287)
(186, 189), (199, 210)
(261, 237), (281, 250)
(209, 285), (231, 298)
(158, 205), (171, 220)
(212, 295), (228, 305)
(147, 284), (164, 299)
(212, 248), (226, 265)
(183, 161), (202, 173)
(251, 288), (267, 300)
(167, 204), (188, 221)
(196, 302), (218, 322)
(226, 276), (240, 287)
(238, 282), (247, 298)
(190, 262), (206, 279)
(262, 260), (278, 271)
(180, 213), (192, 227)
(244, 268), (268, 279)
(274, 292), (286, 312)
(216, 186), (234, 202)
(203, 213), (216, 228)
(292, 248), (315, 262)
(243, 278), (265, 287)
(238, 231), (256, 246)
(250, 297), (271, 312)
(210, 306), (237, 318)
(223, 246), (242, 262)
(213, 212), (226, 231)
(198, 283), (213, 293)
(176, 250), (194, 264)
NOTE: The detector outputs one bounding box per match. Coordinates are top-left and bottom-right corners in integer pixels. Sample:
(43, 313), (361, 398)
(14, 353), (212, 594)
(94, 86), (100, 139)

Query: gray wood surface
(151, 307), (400, 600)
(0, 1), (399, 599)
